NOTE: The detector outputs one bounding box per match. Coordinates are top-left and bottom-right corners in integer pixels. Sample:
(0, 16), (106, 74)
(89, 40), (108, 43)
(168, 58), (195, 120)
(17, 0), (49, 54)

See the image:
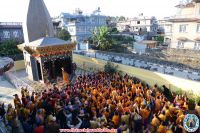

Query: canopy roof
(27, 37), (71, 47)
(18, 37), (76, 57)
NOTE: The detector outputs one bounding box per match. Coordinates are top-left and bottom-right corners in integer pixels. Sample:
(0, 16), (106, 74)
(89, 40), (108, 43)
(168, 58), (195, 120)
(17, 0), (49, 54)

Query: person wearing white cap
(46, 115), (60, 133)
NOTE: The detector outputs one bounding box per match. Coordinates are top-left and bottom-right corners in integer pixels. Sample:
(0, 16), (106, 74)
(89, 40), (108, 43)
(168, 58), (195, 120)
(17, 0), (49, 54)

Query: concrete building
(168, 0), (200, 50)
(116, 14), (158, 37)
(130, 15), (158, 36)
(157, 18), (173, 45)
(0, 22), (24, 43)
(134, 40), (157, 54)
(53, 8), (107, 43)
(116, 20), (131, 32)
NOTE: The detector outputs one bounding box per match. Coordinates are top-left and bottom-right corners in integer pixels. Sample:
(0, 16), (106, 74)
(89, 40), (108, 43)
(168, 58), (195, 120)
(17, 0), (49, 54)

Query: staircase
(19, 77), (46, 92)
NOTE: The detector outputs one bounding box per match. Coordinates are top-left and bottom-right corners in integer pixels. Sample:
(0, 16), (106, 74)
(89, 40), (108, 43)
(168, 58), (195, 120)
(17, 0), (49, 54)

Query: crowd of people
(0, 72), (200, 133)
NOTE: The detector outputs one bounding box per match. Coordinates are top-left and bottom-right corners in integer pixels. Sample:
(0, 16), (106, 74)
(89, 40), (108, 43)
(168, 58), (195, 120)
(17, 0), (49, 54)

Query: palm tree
(92, 26), (113, 51)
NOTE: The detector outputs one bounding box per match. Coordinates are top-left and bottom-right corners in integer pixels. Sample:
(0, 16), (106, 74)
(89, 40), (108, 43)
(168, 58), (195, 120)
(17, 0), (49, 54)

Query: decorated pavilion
(18, 37), (76, 83)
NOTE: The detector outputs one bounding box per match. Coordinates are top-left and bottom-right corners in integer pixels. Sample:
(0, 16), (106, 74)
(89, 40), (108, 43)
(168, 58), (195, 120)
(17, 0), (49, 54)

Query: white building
(168, 0), (200, 50)
(157, 18), (173, 45)
(0, 22), (24, 43)
(53, 8), (107, 43)
(116, 20), (131, 32)
(116, 14), (158, 36)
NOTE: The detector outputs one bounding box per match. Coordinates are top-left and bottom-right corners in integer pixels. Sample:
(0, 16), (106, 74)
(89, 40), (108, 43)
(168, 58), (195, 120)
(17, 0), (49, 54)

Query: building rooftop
(0, 22), (22, 28)
(168, 17), (200, 22)
(175, 2), (195, 8)
(0, 22), (22, 26)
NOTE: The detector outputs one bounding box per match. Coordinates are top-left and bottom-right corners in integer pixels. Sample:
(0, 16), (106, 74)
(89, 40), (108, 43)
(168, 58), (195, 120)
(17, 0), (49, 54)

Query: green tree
(111, 35), (134, 44)
(156, 35), (164, 44)
(119, 16), (126, 21)
(109, 27), (119, 34)
(92, 26), (113, 51)
(57, 29), (71, 41)
(0, 40), (22, 56)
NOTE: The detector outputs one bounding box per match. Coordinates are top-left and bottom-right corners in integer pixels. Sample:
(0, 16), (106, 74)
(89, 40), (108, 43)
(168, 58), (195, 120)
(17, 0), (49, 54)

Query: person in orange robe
(61, 67), (69, 84)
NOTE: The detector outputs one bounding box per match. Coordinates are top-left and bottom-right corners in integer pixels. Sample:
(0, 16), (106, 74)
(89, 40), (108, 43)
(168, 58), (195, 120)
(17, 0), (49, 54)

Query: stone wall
(164, 49), (200, 69)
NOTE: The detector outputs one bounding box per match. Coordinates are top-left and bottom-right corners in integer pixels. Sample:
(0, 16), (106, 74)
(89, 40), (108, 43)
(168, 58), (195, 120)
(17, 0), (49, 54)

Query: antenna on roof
(139, 13), (143, 16)
(92, 7), (101, 15)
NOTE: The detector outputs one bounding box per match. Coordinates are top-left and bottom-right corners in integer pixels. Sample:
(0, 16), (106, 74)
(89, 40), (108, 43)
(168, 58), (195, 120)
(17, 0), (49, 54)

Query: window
(177, 41), (184, 49)
(179, 24), (187, 33)
(13, 30), (19, 38)
(194, 42), (200, 50)
(68, 27), (74, 32)
(3, 31), (10, 38)
(137, 21), (140, 24)
(197, 24), (200, 32)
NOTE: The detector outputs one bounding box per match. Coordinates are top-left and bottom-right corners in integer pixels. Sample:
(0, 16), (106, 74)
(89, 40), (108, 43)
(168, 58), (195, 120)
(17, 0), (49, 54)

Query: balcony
(168, 14), (200, 22)
(164, 32), (172, 36)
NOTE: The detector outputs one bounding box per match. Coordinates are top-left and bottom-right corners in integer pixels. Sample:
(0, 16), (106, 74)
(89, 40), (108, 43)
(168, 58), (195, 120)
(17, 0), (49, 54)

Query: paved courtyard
(0, 76), (20, 107)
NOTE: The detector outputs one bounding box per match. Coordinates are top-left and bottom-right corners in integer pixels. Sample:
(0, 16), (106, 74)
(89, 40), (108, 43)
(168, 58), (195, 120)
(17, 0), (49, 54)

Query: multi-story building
(130, 15), (158, 35)
(53, 8), (107, 43)
(0, 22), (24, 43)
(169, 0), (200, 50)
(116, 14), (158, 37)
(116, 20), (131, 32)
(157, 18), (173, 45)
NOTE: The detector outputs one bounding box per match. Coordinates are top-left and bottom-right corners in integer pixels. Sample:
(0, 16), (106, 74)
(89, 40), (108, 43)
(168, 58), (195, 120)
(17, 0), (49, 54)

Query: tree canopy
(118, 16), (126, 21)
(156, 35), (164, 44)
(92, 26), (113, 51)
(0, 40), (22, 56)
(57, 29), (71, 41)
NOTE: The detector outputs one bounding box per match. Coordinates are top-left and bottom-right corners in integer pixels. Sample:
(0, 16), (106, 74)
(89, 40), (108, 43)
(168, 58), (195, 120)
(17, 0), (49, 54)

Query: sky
(0, 0), (181, 22)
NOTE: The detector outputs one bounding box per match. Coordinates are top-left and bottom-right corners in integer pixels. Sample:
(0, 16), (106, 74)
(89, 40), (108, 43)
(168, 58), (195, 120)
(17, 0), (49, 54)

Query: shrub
(195, 96), (200, 104)
(104, 61), (118, 75)
(188, 99), (196, 110)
